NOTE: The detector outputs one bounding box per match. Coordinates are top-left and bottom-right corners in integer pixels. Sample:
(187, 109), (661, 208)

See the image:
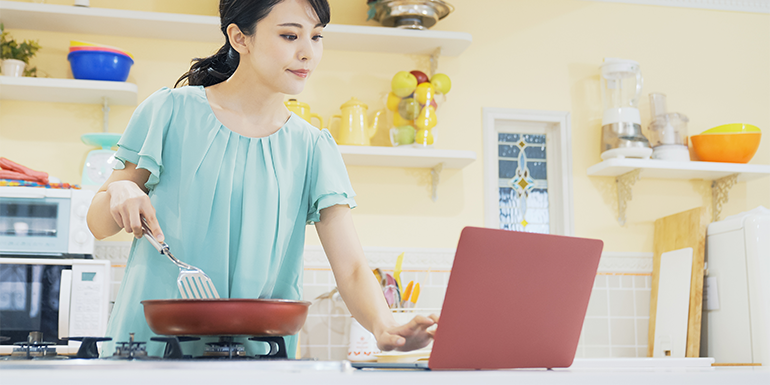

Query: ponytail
(175, 41), (239, 88)
(175, 0), (330, 89)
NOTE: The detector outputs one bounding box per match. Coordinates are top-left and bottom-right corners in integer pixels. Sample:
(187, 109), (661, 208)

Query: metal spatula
(141, 219), (220, 299)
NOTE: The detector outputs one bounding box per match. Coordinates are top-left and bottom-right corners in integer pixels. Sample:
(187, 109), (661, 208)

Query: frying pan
(141, 299), (311, 336)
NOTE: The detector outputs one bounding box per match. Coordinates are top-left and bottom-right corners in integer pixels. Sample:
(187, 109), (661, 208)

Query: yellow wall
(1, 0), (768, 251)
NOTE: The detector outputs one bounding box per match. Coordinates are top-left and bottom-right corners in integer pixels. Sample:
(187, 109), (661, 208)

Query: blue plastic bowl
(67, 50), (134, 82)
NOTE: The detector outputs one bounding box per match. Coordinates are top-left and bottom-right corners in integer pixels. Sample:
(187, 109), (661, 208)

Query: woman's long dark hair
(175, 0), (330, 88)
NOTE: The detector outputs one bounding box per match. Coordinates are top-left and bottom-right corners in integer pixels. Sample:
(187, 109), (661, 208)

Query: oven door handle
(59, 269), (73, 340)
(0, 190), (47, 199)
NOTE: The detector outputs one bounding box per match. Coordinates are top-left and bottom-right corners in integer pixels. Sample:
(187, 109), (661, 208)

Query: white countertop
(0, 359), (767, 385)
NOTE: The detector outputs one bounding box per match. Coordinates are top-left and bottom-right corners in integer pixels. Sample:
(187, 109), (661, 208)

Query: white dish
(601, 147), (653, 160)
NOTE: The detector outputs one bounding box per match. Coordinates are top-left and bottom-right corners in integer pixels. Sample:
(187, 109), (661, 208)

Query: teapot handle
(310, 113), (324, 130)
(329, 115), (341, 143)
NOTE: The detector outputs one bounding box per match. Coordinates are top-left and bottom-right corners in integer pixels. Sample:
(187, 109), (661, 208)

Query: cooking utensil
(394, 252), (404, 291)
(409, 282), (421, 308)
(141, 219), (219, 299)
(400, 281), (414, 308)
(649, 207), (708, 358)
(141, 299), (310, 336)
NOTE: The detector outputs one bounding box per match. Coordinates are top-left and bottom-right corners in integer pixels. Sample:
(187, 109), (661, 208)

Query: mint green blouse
(102, 86), (356, 358)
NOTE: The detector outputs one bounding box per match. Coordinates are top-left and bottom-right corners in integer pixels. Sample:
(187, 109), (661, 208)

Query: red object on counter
(141, 298), (310, 336)
(0, 157), (49, 184)
(0, 170), (38, 182)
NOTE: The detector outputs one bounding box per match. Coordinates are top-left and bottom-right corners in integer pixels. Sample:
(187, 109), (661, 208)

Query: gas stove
(0, 332), (352, 377)
(1, 332), (295, 361)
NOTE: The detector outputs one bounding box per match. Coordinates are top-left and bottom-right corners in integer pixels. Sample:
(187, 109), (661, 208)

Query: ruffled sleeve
(306, 130), (357, 224)
(113, 87), (173, 191)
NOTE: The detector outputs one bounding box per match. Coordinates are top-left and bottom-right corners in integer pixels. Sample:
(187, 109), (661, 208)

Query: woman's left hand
(375, 314), (440, 352)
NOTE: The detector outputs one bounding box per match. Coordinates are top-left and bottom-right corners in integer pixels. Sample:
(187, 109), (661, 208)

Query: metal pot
(141, 299), (310, 336)
(372, 0), (454, 30)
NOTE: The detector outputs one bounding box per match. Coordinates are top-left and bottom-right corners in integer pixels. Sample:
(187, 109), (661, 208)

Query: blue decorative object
(67, 51), (133, 82)
(497, 133), (549, 233)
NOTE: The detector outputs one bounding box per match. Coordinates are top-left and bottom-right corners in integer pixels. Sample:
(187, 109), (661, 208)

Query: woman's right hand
(106, 180), (164, 242)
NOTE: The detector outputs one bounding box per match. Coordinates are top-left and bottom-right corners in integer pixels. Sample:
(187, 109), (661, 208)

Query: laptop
(352, 226), (603, 370)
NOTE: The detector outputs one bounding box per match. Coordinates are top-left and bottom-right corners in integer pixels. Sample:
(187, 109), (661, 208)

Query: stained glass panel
(497, 134), (549, 233)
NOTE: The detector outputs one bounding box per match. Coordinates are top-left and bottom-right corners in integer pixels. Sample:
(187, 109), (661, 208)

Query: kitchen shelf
(587, 158), (770, 182)
(0, 1), (472, 56)
(339, 146), (476, 202)
(0, 76), (138, 105)
(338, 145), (476, 169)
(587, 158), (770, 225)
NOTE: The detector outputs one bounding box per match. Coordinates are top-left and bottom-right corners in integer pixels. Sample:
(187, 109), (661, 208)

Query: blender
(647, 93), (690, 161)
(599, 58), (652, 160)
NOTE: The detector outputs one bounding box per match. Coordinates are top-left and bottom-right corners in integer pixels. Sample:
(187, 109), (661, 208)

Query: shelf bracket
(429, 47), (442, 77)
(430, 163), (444, 202)
(102, 97), (110, 133)
(711, 173), (738, 222)
(616, 169), (641, 226)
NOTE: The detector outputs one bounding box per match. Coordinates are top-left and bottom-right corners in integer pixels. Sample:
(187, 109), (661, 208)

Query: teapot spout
(368, 109), (385, 139)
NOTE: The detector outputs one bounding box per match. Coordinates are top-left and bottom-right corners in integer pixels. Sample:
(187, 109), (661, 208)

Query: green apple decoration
(391, 71), (418, 98)
(430, 73), (452, 95)
(393, 125), (416, 145)
(398, 97), (420, 120)
(387, 70), (451, 147)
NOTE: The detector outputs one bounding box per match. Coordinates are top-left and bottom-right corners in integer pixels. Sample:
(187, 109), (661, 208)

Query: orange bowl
(690, 132), (761, 163)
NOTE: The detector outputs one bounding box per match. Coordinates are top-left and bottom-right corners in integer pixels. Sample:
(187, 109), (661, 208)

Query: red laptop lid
(428, 227), (603, 370)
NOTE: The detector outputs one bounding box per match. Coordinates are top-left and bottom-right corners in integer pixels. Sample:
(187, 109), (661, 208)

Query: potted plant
(1, 23), (41, 77)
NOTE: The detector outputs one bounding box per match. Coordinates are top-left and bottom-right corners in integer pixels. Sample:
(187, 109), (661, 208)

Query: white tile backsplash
(95, 242), (653, 360)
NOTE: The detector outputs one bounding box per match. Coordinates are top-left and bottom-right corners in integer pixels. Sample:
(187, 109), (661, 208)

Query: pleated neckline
(196, 85), (294, 140)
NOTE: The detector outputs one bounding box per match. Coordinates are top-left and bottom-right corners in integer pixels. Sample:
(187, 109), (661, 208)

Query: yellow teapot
(329, 97), (384, 146)
(285, 98), (324, 130)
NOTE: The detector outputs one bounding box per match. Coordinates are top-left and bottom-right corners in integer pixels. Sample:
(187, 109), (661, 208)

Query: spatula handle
(141, 217), (169, 255)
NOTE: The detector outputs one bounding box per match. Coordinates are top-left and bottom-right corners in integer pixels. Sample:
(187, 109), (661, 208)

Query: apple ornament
(414, 83), (434, 105)
(391, 71), (418, 98)
(398, 97), (420, 120)
(391, 125), (416, 146)
(409, 70), (429, 85)
(429, 73), (451, 95)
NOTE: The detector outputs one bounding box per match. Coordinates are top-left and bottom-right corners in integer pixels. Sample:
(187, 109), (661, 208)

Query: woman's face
(240, 0), (324, 95)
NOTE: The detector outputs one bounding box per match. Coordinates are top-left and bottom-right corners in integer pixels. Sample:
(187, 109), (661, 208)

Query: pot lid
(340, 97), (368, 110)
(285, 98), (309, 108)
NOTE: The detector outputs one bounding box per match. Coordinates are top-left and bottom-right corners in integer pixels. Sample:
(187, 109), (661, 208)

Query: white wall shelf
(587, 158), (770, 225)
(587, 158), (770, 182)
(0, 1), (472, 56)
(0, 76), (138, 105)
(339, 145), (476, 201)
(339, 145), (475, 169)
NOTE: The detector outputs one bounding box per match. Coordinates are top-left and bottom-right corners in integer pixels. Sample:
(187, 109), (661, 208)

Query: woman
(88, 0), (437, 357)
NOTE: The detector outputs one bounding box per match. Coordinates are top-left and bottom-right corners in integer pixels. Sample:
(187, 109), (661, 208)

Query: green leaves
(0, 23), (41, 64)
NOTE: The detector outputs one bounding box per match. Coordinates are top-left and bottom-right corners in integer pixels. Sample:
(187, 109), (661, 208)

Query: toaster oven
(0, 187), (95, 257)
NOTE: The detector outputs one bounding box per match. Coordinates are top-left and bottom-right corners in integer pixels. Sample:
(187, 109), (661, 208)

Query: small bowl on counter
(690, 123), (761, 163)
